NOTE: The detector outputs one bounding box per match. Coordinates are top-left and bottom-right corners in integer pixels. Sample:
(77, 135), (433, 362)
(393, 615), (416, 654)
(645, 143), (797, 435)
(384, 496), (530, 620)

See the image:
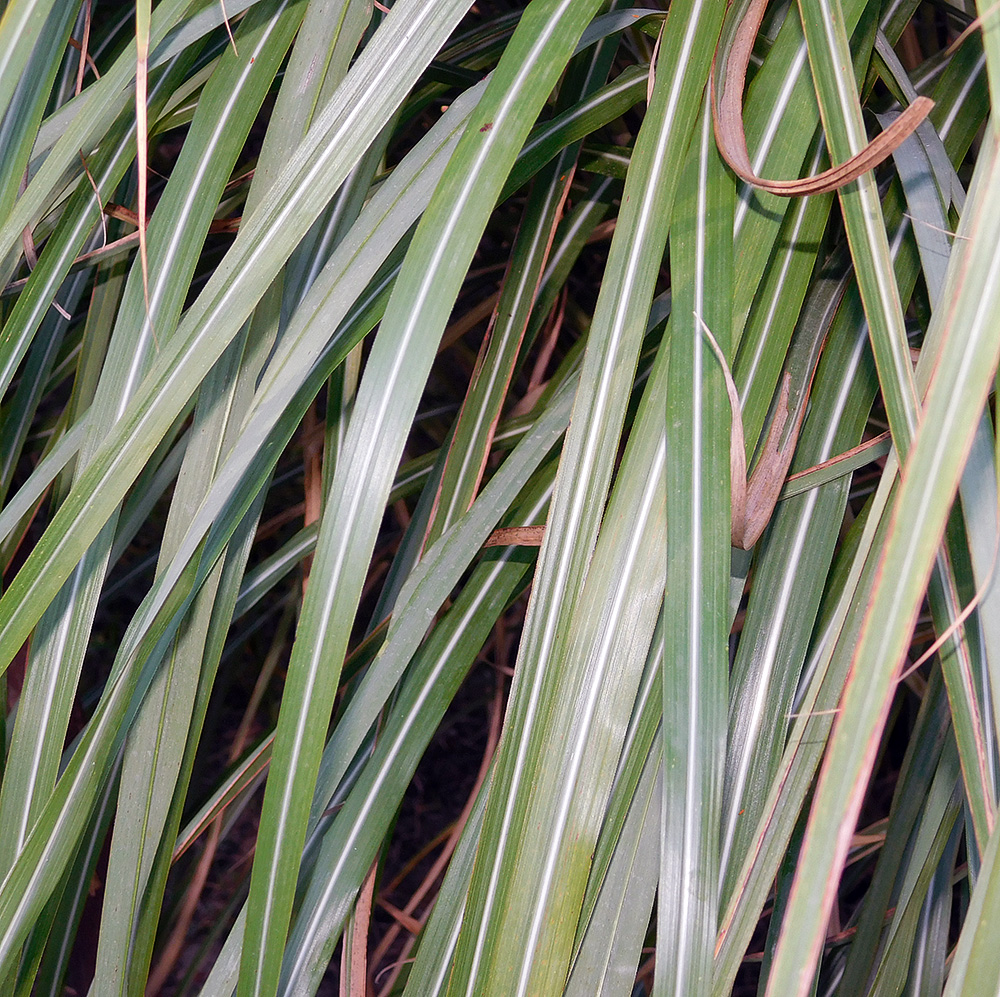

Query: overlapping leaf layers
(0, 0), (998, 994)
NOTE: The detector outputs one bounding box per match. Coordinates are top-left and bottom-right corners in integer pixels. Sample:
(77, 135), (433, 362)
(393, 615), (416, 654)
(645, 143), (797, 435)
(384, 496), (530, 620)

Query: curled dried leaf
(712, 0), (934, 196)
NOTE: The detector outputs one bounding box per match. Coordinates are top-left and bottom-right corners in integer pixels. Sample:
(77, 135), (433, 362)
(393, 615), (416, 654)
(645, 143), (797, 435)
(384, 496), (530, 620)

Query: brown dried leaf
(484, 525), (546, 548)
(712, 0), (933, 196)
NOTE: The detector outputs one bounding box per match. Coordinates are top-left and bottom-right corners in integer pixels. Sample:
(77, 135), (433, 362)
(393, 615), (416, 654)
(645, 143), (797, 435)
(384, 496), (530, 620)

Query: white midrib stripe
(14, 563), (85, 853)
(940, 52), (985, 140)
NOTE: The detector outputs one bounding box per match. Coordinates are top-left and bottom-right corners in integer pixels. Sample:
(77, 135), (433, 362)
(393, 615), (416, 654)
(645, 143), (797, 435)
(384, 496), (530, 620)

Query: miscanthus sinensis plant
(0, 0), (998, 994)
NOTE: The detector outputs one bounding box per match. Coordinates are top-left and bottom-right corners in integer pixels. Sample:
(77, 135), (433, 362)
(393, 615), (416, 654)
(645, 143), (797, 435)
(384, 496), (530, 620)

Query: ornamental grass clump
(0, 1), (997, 995)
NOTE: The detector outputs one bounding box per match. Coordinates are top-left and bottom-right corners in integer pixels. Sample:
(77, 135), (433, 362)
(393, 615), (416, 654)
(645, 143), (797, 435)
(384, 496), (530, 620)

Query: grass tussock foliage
(0, 0), (998, 994)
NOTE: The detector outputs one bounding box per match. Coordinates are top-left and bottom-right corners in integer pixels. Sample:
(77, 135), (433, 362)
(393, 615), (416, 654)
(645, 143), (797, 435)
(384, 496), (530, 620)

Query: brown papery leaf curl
(712, 0), (934, 196)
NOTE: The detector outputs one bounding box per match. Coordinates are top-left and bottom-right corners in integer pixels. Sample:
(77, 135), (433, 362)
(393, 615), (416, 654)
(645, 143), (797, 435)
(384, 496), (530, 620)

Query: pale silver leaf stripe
(149, 0), (265, 69)
(614, 634), (663, 797)
(11, 563), (85, 854)
(538, 180), (615, 288)
(878, 0), (908, 28)
(35, 756), (122, 997)
(427, 917), (466, 997)
(401, 788), (491, 997)
(567, 746), (661, 996)
(504, 65), (644, 174)
(462, 3), (706, 988)
(940, 51), (987, 138)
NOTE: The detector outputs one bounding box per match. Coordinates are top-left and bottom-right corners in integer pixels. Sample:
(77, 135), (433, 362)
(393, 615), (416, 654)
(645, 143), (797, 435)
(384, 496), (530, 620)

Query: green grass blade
(0, 0), (220, 275)
(801, 0), (996, 845)
(565, 738), (661, 997)
(728, 0), (875, 337)
(796, 0), (920, 448)
(398, 781), (490, 997)
(0, 0), (62, 131)
(718, 67), (993, 975)
(865, 743), (962, 997)
(836, 669), (953, 993)
(719, 253), (879, 902)
(732, 133), (833, 454)
(0, 0), (81, 223)
(0, 5), (300, 913)
(940, 817), (1000, 995)
(715, 460), (898, 994)
(425, 13), (621, 544)
(0, 53), (195, 400)
(0, 47), (204, 881)
(659, 97), (733, 996)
